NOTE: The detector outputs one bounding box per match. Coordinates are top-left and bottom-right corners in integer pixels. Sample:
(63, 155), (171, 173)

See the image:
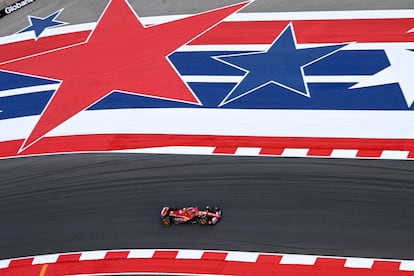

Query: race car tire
(162, 216), (171, 227)
(198, 217), (208, 225)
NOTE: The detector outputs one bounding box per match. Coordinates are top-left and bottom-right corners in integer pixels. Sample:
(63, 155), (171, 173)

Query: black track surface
(1, 154), (414, 260)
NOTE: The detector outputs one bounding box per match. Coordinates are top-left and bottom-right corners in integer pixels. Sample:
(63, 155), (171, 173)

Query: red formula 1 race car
(161, 206), (222, 226)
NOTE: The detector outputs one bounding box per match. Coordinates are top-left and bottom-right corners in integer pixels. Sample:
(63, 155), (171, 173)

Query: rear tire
(198, 217), (208, 225)
(162, 216), (171, 227)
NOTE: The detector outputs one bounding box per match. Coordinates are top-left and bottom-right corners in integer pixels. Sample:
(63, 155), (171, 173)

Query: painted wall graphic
(1, 0), (414, 159)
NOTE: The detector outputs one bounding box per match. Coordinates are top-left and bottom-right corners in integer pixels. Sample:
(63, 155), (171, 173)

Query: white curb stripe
(225, 252), (259, 262)
(330, 149), (359, 158)
(282, 148), (310, 157)
(79, 250), (107, 261)
(32, 253), (60, 264)
(176, 250), (205, 259)
(234, 147), (262, 156)
(279, 254), (317, 265)
(400, 260), (414, 271)
(380, 150), (410, 159)
(127, 249), (155, 259)
(0, 259), (10, 269)
(344, 257), (374, 268)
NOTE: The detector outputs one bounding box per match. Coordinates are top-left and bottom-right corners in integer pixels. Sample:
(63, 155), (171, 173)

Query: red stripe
(8, 258), (33, 267)
(201, 252), (227, 260)
(56, 253), (81, 263)
(104, 251), (130, 260)
(213, 146), (238, 154)
(357, 149), (383, 157)
(152, 251), (179, 259)
(1, 134), (414, 159)
(307, 148), (333, 156)
(0, 31), (90, 63)
(190, 19), (414, 44)
(259, 148), (285, 155)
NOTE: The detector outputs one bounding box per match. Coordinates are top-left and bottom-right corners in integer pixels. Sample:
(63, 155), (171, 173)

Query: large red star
(0, 0), (249, 152)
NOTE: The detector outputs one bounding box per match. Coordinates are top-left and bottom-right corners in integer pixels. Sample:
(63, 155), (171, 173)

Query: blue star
(214, 23), (347, 106)
(18, 9), (67, 39)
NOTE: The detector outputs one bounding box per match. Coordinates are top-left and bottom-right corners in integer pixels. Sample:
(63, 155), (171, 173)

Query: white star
(350, 46), (414, 107)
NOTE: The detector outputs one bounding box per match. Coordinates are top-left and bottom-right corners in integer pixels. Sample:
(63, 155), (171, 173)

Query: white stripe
(114, 146), (215, 155)
(380, 150), (410, 159)
(330, 149), (358, 158)
(226, 10), (414, 21)
(234, 147), (262, 155)
(0, 259), (10, 269)
(127, 249), (155, 259)
(32, 254), (59, 264)
(282, 148), (310, 157)
(79, 251), (107, 261)
(344, 257), (374, 268)
(176, 250), (205, 259)
(400, 260), (414, 271)
(3, 109), (414, 142)
(0, 75), (382, 98)
(50, 109), (414, 139)
(177, 44), (269, 52)
(0, 84), (59, 98)
(0, 116), (37, 141)
(225, 252), (259, 262)
(305, 76), (373, 83)
(177, 42), (414, 52)
(182, 75), (373, 84)
(0, 73), (394, 99)
(41, 23), (96, 36)
(280, 254), (317, 265)
(182, 75), (242, 83)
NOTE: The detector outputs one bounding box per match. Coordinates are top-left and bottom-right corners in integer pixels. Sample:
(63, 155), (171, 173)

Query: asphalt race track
(1, 0), (414, 263)
(0, 153), (414, 260)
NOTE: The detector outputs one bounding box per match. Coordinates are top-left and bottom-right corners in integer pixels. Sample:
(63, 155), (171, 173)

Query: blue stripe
(170, 50), (389, 76)
(0, 48), (410, 121)
(0, 71), (57, 91)
(0, 91), (53, 120)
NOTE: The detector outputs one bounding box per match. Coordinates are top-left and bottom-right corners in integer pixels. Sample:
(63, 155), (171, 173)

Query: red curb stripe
(357, 149), (383, 157)
(104, 251), (130, 260)
(56, 253), (81, 263)
(201, 252), (228, 260)
(8, 258), (34, 267)
(307, 148), (333, 157)
(2, 135), (414, 159)
(152, 250), (179, 259)
(0, 250), (414, 275)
